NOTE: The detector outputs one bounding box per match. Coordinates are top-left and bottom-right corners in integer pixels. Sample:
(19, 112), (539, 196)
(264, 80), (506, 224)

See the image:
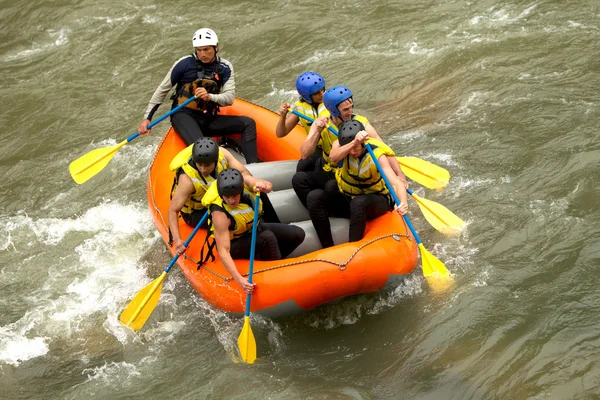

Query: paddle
(69, 96), (198, 184)
(119, 210), (208, 330)
(290, 109), (462, 236)
(288, 109), (449, 190)
(238, 193), (260, 364)
(406, 188), (464, 236)
(364, 144), (452, 287)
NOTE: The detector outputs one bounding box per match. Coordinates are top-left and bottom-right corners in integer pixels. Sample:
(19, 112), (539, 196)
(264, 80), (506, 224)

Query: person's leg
(306, 188), (334, 248)
(171, 111), (205, 145)
(229, 235), (252, 260)
(323, 178), (351, 218)
(260, 192), (280, 223)
(292, 170), (333, 208)
(229, 230), (281, 261)
(260, 223), (305, 258)
(296, 149), (324, 172)
(296, 157), (315, 173)
(254, 230), (281, 260)
(348, 194), (390, 242)
(180, 208), (209, 228)
(204, 115), (258, 163)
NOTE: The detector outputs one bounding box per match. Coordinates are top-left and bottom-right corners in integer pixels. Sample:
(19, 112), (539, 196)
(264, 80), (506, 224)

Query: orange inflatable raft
(147, 98), (419, 317)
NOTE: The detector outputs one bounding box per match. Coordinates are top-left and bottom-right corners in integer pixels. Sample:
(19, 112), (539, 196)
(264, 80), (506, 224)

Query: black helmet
(192, 137), (219, 165)
(217, 168), (244, 197)
(338, 120), (365, 146)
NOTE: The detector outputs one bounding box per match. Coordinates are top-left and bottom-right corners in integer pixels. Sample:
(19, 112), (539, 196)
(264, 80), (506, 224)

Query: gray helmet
(217, 168), (244, 197)
(192, 137), (219, 165)
(338, 120), (365, 146)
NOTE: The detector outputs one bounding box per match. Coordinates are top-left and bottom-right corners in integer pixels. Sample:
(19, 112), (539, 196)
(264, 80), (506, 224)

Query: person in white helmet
(137, 28), (258, 163)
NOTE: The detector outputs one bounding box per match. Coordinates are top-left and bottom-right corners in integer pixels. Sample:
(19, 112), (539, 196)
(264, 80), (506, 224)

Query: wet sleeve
(209, 59), (235, 107)
(142, 57), (187, 120)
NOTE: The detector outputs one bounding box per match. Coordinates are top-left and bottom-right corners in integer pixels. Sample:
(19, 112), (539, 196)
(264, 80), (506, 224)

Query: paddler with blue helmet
(292, 85), (407, 209)
(276, 72), (329, 172)
(306, 119), (409, 248)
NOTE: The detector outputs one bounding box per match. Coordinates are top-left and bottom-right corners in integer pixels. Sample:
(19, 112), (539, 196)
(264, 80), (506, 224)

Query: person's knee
(256, 230), (279, 260)
(292, 171), (308, 190)
(296, 158), (315, 173)
(350, 196), (367, 212)
(324, 179), (339, 195)
(239, 116), (256, 130)
(293, 225), (306, 243)
(307, 189), (325, 211)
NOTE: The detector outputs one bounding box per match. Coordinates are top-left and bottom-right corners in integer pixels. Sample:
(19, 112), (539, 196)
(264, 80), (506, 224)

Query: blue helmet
(296, 72), (326, 104)
(323, 86), (353, 118)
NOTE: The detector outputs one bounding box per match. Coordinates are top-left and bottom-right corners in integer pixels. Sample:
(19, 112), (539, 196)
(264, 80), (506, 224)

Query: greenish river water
(1, 0), (599, 398)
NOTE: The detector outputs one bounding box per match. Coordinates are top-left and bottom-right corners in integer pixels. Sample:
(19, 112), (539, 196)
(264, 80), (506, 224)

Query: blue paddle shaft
(364, 145), (423, 245)
(165, 210), (208, 274)
(125, 96), (198, 143)
(245, 194), (261, 317)
(290, 109), (338, 136)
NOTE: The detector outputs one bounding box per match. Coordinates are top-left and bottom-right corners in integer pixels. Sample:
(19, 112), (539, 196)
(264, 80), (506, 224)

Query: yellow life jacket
(323, 114), (370, 172)
(335, 138), (396, 198)
(293, 100), (329, 134)
(170, 144), (228, 215)
(202, 181), (263, 240)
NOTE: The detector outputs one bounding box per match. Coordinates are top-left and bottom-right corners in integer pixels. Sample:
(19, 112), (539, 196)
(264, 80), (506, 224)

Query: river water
(1, 0), (599, 399)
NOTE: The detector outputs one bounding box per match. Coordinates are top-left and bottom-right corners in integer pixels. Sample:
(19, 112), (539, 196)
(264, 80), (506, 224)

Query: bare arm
(329, 130), (370, 163)
(275, 103), (300, 138)
(378, 156), (409, 215)
(212, 211), (255, 293)
(300, 116), (327, 159)
(387, 155), (408, 188)
(168, 175), (196, 254)
(222, 148), (273, 193)
(364, 122), (382, 141)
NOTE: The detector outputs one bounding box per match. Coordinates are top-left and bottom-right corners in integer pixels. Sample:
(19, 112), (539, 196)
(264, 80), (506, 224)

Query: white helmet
(192, 28), (218, 47)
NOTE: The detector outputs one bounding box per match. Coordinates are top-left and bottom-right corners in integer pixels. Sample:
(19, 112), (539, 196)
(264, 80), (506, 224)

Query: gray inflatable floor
(243, 158), (350, 258)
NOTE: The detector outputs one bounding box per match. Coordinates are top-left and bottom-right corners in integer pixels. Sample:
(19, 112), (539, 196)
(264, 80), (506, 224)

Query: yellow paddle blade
(119, 272), (166, 331)
(410, 193), (465, 236)
(419, 243), (453, 291)
(237, 316), (257, 364)
(69, 140), (128, 184)
(397, 157), (450, 191)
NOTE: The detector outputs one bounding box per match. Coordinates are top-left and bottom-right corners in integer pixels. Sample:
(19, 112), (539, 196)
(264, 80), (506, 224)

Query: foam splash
(0, 330), (49, 366)
(1, 202), (153, 248)
(408, 42), (435, 56)
(82, 361), (141, 383)
(1, 28), (70, 62)
(292, 49), (349, 67)
(0, 201), (158, 366)
(265, 83), (297, 99)
(301, 274), (424, 330)
(470, 4), (537, 26)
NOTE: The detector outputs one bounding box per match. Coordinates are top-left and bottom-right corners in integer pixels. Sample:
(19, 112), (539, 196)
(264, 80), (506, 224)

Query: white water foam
(1, 28), (70, 62)
(0, 201), (159, 366)
(265, 83), (297, 100)
(470, 4), (537, 27)
(0, 330), (48, 366)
